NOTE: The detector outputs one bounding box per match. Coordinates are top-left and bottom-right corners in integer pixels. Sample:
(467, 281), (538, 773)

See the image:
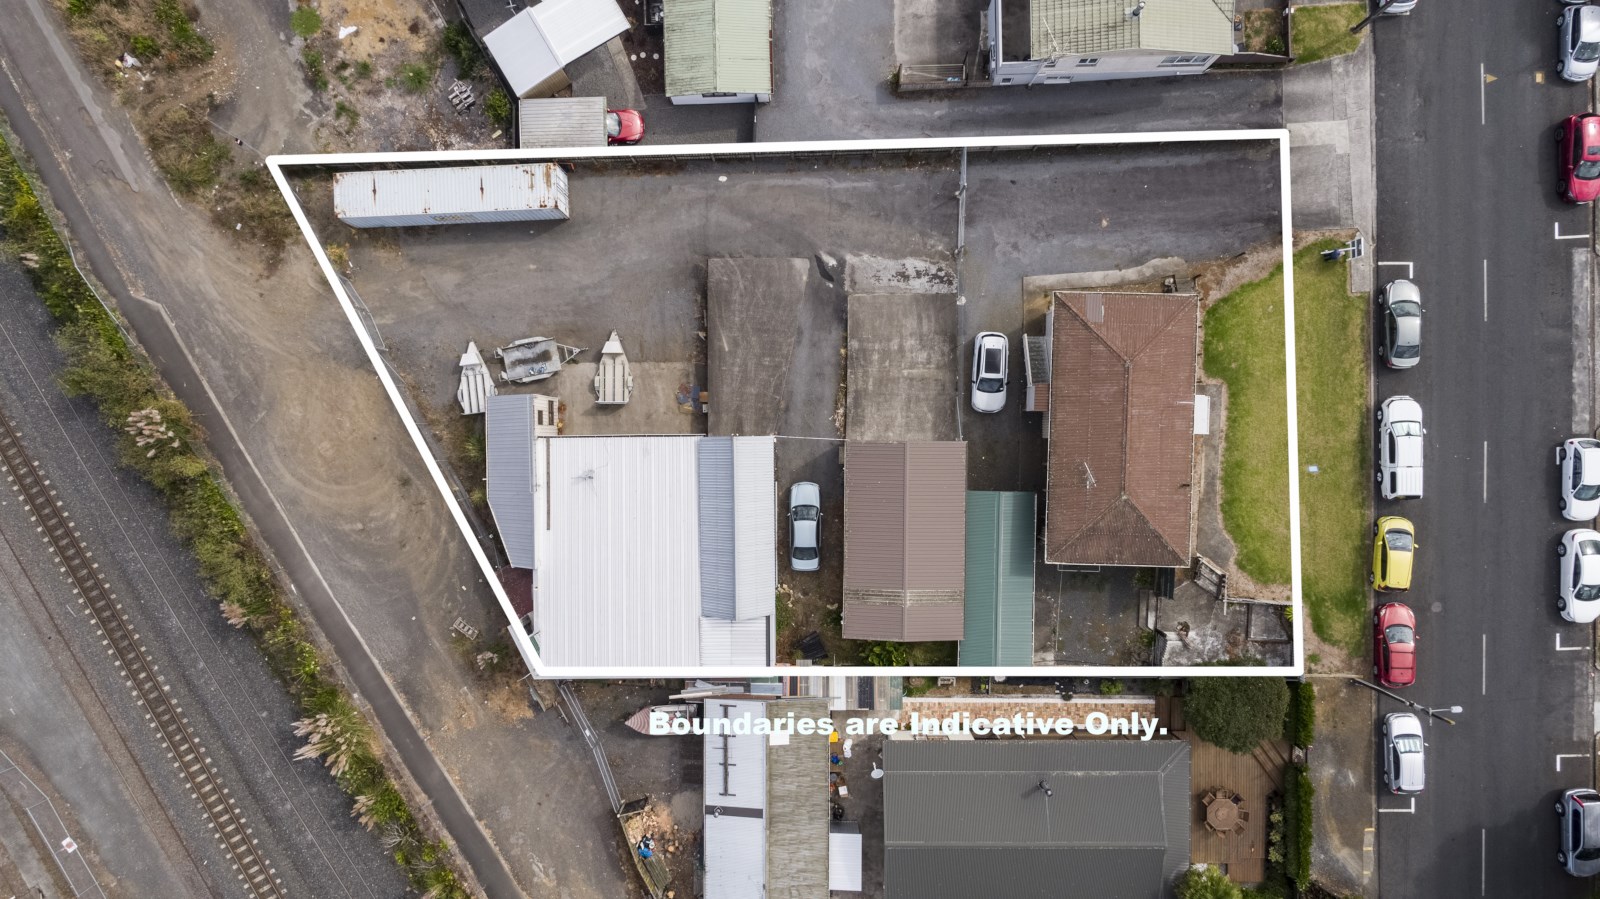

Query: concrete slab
(893, 0), (985, 68)
(846, 293), (961, 443)
(707, 257), (812, 436)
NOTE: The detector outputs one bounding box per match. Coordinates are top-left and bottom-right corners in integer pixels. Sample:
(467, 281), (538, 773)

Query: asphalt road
(1372, 3), (1597, 896)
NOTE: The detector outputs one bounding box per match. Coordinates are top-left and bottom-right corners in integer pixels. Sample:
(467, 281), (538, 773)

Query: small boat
(594, 330), (634, 405)
(625, 703), (697, 735)
(457, 341), (498, 415)
(495, 337), (583, 384)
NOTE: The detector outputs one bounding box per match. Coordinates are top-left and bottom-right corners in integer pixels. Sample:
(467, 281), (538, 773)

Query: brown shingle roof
(1045, 292), (1198, 567)
(842, 442), (968, 640)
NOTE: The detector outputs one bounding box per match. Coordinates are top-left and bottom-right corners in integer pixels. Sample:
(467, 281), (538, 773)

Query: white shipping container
(333, 164), (570, 228)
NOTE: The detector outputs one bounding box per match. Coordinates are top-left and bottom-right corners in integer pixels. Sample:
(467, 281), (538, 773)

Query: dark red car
(1559, 114), (1600, 204)
(1373, 602), (1417, 688)
(606, 109), (644, 145)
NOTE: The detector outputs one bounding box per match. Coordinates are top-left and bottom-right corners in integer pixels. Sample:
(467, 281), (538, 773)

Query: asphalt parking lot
(317, 138), (1282, 665)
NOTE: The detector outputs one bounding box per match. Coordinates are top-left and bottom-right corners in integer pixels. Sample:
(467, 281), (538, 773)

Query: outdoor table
(1205, 793), (1240, 832)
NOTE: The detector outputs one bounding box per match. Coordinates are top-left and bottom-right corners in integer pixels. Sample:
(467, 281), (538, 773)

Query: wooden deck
(1181, 729), (1291, 885)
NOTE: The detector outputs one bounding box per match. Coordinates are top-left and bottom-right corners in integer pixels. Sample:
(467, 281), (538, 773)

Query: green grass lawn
(1204, 259), (1292, 587)
(1292, 240), (1370, 655)
(1291, 3), (1366, 66)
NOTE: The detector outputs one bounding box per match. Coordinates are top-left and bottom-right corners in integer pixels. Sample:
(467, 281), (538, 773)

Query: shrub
(302, 48), (328, 92)
(334, 100), (359, 129)
(1185, 674), (1291, 754)
(290, 5), (322, 39)
(153, 0), (214, 64)
(399, 62), (433, 94)
(863, 641), (909, 667)
(1176, 864), (1243, 899)
(145, 105), (230, 196)
(1099, 679), (1125, 695)
(1284, 679), (1316, 748)
(483, 88), (512, 130)
(441, 21), (482, 77)
(130, 34), (161, 59)
(1283, 763), (1314, 889)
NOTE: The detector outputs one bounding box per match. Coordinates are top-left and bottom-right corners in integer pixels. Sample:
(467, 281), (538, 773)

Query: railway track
(0, 413), (287, 898)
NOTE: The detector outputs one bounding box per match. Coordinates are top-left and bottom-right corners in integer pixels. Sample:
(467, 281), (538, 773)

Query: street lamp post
(1345, 677), (1463, 725)
(1349, 0), (1405, 34)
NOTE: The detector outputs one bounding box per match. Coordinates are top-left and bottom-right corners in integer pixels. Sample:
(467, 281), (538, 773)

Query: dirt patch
(485, 680), (535, 723)
(327, 0), (434, 61)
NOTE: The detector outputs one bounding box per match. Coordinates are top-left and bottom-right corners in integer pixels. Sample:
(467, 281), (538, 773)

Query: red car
(1559, 113), (1600, 204)
(606, 109), (644, 145)
(1373, 602), (1417, 688)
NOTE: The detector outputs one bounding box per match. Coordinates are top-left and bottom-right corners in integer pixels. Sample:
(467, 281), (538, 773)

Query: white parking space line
(1482, 259), (1488, 321)
(1481, 634), (1487, 695)
(1480, 829), (1486, 896)
(1482, 441), (1488, 503)
(1377, 260), (1414, 279)
(1378, 797), (1417, 814)
(1557, 753), (1588, 772)
(1556, 633), (1589, 651)
(1556, 222), (1591, 240)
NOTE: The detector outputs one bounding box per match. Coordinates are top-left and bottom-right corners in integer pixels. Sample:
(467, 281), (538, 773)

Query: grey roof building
(883, 740), (1191, 899)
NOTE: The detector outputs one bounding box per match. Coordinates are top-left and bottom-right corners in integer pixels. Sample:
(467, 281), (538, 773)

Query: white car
(1558, 438), (1600, 521)
(1376, 396), (1424, 500)
(1558, 529), (1600, 623)
(1382, 713), (1425, 794)
(788, 482), (821, 572)
(1382, 0), (1416, 14)
(1560, 5), (1600, 83)
(970, 332), (1009, 414)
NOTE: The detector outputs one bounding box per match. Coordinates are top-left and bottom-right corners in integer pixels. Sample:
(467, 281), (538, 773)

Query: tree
(1185, 675), (1291, 754)
(1176, 864), (1243, 899)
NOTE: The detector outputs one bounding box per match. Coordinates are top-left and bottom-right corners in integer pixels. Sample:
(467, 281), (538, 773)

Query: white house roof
(703, 698), (768, 899)
(484, 0), (627, 98)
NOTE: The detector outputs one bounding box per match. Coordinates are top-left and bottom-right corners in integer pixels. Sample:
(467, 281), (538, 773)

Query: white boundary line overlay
(267, 129), (1300, 679)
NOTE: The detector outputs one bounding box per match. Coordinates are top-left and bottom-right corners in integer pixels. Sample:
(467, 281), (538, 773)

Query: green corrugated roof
(959, 492), (1036, 666)
(663, 0), (773, 96)
(1030, 0), (1236, 59)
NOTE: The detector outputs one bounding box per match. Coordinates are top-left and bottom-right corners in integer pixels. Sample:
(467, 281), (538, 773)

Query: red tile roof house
(1042, 291), (1201, 568)
(841, 441), (968, 641)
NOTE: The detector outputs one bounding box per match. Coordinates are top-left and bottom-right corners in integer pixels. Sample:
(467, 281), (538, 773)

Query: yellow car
(1371, 516), (1416, 592)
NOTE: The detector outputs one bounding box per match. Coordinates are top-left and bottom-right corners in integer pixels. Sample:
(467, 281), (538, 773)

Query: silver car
(788, 482), (821, 571)
(1561, 5), (1600, 83)
(1558, 789), (1600, 876)
(1382, 712), (1425, 794)
(1377, 280), (1421, 369)
(1558, 438), (1600, 521)
(970, 332), (1009, 414)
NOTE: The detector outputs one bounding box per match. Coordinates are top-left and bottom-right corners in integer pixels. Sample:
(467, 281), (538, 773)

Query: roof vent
(1126, 1), (1146, 17)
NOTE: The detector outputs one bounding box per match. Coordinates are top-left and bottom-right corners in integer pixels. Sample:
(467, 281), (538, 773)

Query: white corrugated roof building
(484, 0), (629, 98)
(484, 402), (776, 668)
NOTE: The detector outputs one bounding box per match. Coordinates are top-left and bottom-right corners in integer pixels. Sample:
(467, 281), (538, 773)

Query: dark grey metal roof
(698, 436), (778, 622)
(882, 740), (1190, 899)
(485, 394), (537, 569)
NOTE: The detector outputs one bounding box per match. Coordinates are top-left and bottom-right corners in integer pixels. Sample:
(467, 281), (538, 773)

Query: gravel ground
(0, 254), (407, 898)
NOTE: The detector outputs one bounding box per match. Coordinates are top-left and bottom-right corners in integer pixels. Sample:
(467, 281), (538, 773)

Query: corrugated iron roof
(698, 437), (778, 622)
(842, 442), (968, 641)
(485, 395), (538, 569)
(700, 617), (772, 666)
(1045, 292), (1198, 568)
(883, 740), (1190, 899)
(1029, 0), (1236, 59)
(765, 698), (830, 898)
(959, 492), (1037, 666)
(704, 698), (768, 898)
(664, 0), (774, 96)
(517, 96), (607, 148)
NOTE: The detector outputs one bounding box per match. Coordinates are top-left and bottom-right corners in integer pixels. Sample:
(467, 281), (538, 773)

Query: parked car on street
(1559, 5), (1600, 82)
(1382, 0), (1416, 14)
(606, 109), (645, 145)
(1377, 280), (1421, 369)
(1376, 396), (1425, 500)
(1372, 602), (1417, 688)
(970, 332), (1009, 413)
(1558, 789), (1600, 876)
(1382, 713), (1425, 794)
(788, 482), (821, 571)
(1559, 113), (1600, 204)
(1557, 528), (1600, 622)
(1558, 437), (1600, 521)
(1371, 516), (1416, 592)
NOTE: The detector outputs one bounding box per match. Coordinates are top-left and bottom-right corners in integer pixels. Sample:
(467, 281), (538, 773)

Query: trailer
(496, 337), (584, 383)
(518, 97), (608, 148)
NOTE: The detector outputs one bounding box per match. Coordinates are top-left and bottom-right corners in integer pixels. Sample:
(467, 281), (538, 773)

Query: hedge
(1283, 762), (1314, 890)
(0, 129), (468, 898)
(1284, 679), (1316, 748)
